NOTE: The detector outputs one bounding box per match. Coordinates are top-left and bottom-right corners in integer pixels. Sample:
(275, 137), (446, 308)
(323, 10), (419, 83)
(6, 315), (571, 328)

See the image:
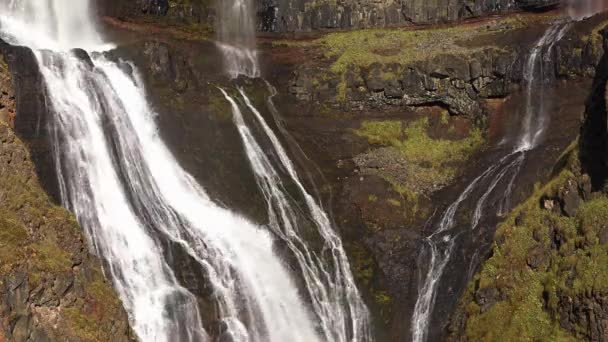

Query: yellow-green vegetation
(345, 241), (393, 323)
(0, 211), (28, 273)
(30, 241), (72, 273)
(0, 54), (8, 73)
(346, 242), (375, 289)
(209, 90), (233, 121)
(355, 117), (484, 197)
(0, 121), (128, 340)
(64, 271), (124, 341)
(580, 18), (608, 60)
(277, 14), (557, 101)
(463, 141), (608, 341)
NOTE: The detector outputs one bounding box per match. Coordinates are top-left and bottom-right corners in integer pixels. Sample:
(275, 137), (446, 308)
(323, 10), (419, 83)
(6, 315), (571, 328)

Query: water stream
(217, 0), (260, 78)
(410, 20), (571, 342)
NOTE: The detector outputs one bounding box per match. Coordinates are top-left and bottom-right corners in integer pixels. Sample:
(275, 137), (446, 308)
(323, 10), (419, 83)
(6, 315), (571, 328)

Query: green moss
(0, 212), (28, 273)
(64, 271), (124, 341)
(368, 195), (378, 202)
(374, 291), (392, 306)
(0, 54), (8, 72)
(356, 118), (483, 169)
(462, 139), (608, 340)
(30, 241), (72, 273)
(209, 90), (233, 121)
(355, 117), (484, 192)
(387, 198), (401, 207)
(346, 242), (374, 288)
(64, 307), (99, 341)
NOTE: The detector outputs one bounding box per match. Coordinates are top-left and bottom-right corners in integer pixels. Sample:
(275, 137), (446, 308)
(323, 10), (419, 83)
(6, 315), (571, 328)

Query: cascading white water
(517, 23), (570, 152)
(0, 0), (111, 51)
(1, 1), (327, 341)
(217, 0), (260, 78)
(567, 0), (608, 20)
(410, 21), (570, 342)
(220, 87), (372, 342)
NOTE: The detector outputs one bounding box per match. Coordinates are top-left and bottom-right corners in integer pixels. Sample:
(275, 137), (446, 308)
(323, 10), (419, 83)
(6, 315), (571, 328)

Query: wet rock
(526, 246), (547, 270)
(558, 291), (608, 341)
(384, 79), (404, 99)
(475, 287), (497, 313)
(70, 49), (93, 69)
(365, 65), (386, 92)
(560, 180), (582, 217)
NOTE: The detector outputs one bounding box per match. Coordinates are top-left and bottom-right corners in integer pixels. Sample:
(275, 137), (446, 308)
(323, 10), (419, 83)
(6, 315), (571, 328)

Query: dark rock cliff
(95, 0), (564, 34)
(0, 42), (133, 342)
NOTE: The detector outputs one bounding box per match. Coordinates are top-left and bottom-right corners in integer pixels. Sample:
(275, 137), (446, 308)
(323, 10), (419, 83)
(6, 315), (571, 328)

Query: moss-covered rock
(449, 138), (608, 341)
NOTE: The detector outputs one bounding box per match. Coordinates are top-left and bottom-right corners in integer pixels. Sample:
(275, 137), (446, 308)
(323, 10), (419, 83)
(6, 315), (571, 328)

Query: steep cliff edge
(0, 44), (132, 342)
(448, 28), (608, 342)
(95, 0), (561, 34)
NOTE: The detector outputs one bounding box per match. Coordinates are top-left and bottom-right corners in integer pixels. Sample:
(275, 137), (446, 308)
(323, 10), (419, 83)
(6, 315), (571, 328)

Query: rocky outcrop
(580, 29), (608, 190)
(0, 54), (14, 126)
(0, 44), (132, 342)
(558, 291), (608, 342)
(289, 47), (519, 116)
(258, 0), (517, 32)
(96, 0), (563, 34)
(96, 0), (215, 30)
(286, 15), (604, 117)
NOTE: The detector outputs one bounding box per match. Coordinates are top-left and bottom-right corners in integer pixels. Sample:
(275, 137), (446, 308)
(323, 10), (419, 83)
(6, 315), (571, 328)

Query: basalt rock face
(96, 0), (215, 28)
(580, 29), (608, 191)
(96, 0), (559, 34)
(0, 42), (132, 342)
(286, 15), (604, 119)
(258, 0), (517, 33)
(0, 54), (15, 126)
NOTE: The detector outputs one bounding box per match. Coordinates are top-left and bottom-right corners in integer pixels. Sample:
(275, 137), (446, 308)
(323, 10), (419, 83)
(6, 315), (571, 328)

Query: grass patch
(463, 140), (608, 340)
(355, 117), (484, 191)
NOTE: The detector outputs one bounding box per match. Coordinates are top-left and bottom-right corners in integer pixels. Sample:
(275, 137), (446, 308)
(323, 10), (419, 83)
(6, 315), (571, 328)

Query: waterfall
(0, 1), (329, 341)
(217, 0), (260, 78)
(567, 0), (608, 20)
(517, 24), (570, 152)
(220, 87), (372, 342)
(410, 22), (569, 342)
